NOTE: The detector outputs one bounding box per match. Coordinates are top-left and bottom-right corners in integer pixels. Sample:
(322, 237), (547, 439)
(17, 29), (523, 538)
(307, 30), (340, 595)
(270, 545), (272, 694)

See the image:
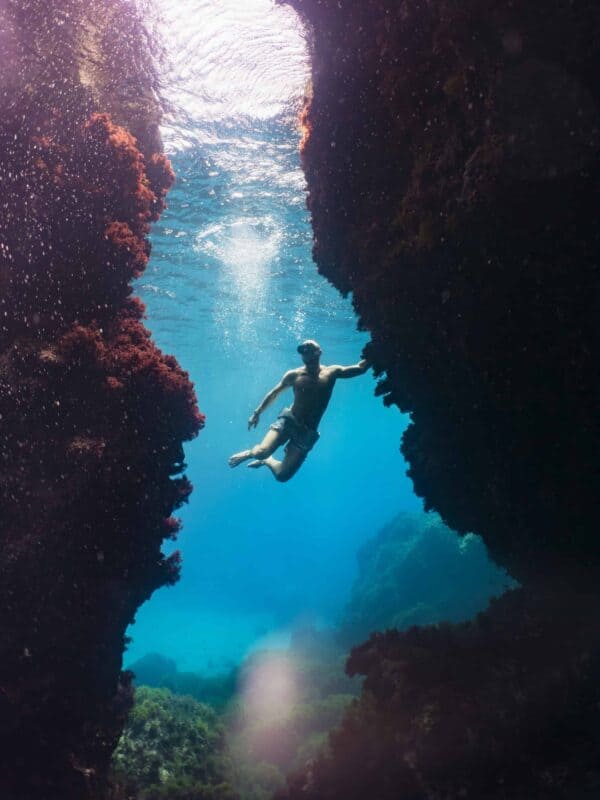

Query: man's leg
(248, 444), (307, 482)
(228, 429), (285, 468)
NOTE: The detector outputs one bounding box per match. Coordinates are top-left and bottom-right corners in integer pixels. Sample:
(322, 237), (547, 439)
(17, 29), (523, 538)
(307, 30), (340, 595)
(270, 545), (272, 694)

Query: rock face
(280, 587), (600, 800)
(0, 2), (203, 797)
(284, 0), (599, 583)
(339, 512), (512, 642)
(278, 0), (600, 797)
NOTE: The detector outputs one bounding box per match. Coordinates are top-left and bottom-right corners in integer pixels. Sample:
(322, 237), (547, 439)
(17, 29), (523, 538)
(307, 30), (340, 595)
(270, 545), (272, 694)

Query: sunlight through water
(154, 0), (309, 148)
(127, 0), (417, 672)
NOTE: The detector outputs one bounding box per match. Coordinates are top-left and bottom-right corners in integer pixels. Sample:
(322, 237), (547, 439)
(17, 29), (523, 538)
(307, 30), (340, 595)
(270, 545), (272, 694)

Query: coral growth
(0, 2), (202, 797)
(279, 0), (600, 796)
(283, 0), (600, 583)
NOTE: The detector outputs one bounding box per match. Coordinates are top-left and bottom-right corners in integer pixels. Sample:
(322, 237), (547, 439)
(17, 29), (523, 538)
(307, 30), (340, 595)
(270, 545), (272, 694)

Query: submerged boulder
(339, 511), (513, 642)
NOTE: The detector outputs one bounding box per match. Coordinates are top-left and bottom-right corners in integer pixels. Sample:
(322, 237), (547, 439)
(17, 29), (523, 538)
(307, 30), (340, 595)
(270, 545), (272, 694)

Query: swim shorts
(270, 407), (320, 453)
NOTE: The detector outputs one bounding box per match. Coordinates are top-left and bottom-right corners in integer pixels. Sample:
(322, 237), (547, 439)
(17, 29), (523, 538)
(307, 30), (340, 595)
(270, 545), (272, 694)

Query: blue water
(125, 1), (419, 673)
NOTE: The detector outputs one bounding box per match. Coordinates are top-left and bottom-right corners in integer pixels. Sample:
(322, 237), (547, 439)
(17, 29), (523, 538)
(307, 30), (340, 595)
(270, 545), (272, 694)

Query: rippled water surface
(126, 0), (418, 672)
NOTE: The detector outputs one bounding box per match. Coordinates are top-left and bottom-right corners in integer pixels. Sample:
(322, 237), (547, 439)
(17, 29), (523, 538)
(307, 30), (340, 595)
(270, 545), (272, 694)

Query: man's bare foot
(247, 460), (266, 469)
(229, 450), (251, 468)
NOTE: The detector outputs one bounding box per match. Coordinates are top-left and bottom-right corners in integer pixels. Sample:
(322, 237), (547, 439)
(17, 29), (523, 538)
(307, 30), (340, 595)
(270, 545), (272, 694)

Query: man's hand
(247, 371), (294, 431)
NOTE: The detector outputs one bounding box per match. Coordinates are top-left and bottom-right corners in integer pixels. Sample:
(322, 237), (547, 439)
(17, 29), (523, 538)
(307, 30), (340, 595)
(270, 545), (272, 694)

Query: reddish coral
(298, 99), (313, 155)
(105, 221), (150, 276)
(0, 2), (202, 797)
(146, 153), (176, 220)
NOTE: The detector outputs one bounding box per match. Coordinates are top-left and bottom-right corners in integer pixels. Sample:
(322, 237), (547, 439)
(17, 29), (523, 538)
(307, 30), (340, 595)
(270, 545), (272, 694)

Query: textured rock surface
(0, 2), (202, 797)
(279, 587), (600, 800)
(339, 511), (513, 642)
(284, 0), (600, 582)
(278, 1), (600, 797)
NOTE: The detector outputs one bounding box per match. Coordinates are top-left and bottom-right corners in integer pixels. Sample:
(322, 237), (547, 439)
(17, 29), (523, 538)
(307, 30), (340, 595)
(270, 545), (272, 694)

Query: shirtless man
(228, 340), (369, 482)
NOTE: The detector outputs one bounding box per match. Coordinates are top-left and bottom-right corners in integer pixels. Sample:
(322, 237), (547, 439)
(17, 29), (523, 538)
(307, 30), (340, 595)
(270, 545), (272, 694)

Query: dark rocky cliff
(0, 2), (203, 797)
(284, 0), (599, 583)
(278, 0), (600, 797)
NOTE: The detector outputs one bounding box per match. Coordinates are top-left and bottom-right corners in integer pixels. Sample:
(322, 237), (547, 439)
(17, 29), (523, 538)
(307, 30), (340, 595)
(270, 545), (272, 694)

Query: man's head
(297, 339), (322, 365)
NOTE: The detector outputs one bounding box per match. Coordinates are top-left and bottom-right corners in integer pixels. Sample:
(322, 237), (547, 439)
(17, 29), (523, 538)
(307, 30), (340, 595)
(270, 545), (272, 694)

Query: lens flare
(241, 652), (298, 723)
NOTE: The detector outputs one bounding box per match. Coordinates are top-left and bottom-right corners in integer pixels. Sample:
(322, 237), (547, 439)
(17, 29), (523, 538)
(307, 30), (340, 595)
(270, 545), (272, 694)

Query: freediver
(228, 340), (370, 482)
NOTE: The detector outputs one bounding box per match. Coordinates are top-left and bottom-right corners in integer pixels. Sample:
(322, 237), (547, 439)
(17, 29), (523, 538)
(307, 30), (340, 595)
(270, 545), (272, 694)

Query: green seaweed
(110, 687), (237, 799)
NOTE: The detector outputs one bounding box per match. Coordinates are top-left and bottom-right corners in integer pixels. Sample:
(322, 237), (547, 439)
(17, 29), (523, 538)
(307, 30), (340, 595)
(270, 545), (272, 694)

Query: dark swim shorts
(270, 407), (320, 453)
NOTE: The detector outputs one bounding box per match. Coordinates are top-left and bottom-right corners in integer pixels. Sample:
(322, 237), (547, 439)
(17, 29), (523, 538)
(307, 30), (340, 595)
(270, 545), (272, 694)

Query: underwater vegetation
(339, 511), (513, 642)
(118, 511), (509, 799)
(278, 0), (600, 796)
(110, 687), (236, 800)
(114, 626), (359, 800)
(0, 2), (201, 797)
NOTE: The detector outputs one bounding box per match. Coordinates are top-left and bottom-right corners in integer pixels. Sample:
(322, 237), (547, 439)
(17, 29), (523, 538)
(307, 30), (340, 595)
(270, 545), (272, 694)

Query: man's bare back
(228, 340), (369, 482)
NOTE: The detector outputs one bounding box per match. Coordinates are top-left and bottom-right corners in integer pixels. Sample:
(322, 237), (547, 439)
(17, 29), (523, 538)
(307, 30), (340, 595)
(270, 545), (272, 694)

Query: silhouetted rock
(278, 586), (600, 800)
(283, 0), (600, 582)
(279, 0), (600, 796)
(129, 654), (179, 687)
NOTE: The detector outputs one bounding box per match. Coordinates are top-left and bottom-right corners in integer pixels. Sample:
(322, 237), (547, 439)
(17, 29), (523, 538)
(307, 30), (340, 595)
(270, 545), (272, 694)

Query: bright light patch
(220, 219), (282, 273)
(154, 0), (309, 147)
(151, 1), (310, 332)
(238, 651), (299, 727)
(195, 217), (282, 274)
(224, 651), (302, 773)
(194, 217), (283, 341)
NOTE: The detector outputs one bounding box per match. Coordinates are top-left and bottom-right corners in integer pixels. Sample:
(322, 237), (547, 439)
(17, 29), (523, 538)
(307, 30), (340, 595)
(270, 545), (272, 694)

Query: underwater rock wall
(0, 2), (203, 797)
(339, 511), (513, 642)
(284, 0), (600, 583)
(279, 0), (600, 797)
(279, 586), (600, 800)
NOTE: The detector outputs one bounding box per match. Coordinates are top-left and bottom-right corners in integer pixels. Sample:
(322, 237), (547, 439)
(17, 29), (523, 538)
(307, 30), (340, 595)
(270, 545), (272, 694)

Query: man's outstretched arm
(248, 371), (295, 429)
(331, 359), (370, 379)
